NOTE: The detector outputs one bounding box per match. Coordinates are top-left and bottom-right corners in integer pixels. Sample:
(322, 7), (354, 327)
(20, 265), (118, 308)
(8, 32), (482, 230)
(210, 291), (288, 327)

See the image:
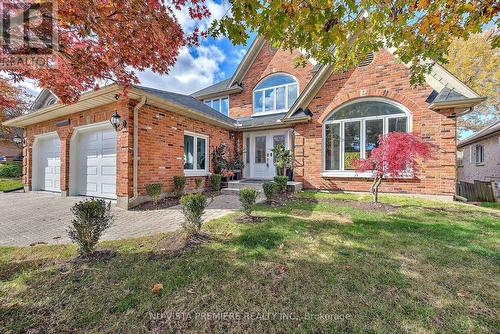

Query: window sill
(475, 163), (485, 166)
(184, 170), (209, 177)
(321, 171), (375, 178)
(251, 110), (288, 118)
(321, 171), (414, 179)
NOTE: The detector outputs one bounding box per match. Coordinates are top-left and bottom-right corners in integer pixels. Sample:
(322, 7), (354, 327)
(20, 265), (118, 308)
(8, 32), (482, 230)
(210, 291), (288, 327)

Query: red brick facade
(229, 42), (314, 119)
(293, 50), (457, 196)
(21, 44), (460, 207)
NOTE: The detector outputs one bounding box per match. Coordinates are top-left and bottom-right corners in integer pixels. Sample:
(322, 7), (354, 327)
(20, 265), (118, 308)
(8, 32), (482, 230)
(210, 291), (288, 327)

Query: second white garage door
(78, 128), (117, 199)
(37, 134), (61, 192)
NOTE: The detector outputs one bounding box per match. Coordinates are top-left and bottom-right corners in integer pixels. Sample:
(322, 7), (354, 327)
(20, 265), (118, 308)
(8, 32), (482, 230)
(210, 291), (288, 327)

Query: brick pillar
(437, 108), (457, 195)
(23, 136), (34, 191)
(116, 101), (133, 208)
(57, 125), (73, 196)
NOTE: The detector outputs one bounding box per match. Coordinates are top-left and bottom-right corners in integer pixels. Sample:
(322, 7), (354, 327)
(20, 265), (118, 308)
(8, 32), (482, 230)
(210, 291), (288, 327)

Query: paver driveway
(0, 191), (240, 247)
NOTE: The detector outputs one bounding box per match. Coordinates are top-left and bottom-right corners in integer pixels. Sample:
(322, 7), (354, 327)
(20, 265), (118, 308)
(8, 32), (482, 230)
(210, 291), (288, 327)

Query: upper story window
(253, 73), (298, 115)
(204, 97), (229, 116)
(475, 144), (485, 165)
(323, 98), (411, 172)
(46, 98), (57, 106)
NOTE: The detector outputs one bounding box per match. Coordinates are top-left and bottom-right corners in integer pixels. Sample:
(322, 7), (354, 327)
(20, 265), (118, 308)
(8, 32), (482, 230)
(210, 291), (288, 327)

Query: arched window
(46, 98), (56, 106)
(253, 73), (298, 114)
(323, 98), (411, 172)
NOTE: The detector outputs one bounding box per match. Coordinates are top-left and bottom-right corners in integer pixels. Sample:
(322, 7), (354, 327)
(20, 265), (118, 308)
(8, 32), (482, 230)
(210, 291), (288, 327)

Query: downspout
(129, 95), (147, 207)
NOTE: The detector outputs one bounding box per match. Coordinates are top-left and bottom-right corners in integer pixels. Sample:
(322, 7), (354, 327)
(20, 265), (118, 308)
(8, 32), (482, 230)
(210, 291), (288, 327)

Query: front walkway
(0, 191), (240, 247)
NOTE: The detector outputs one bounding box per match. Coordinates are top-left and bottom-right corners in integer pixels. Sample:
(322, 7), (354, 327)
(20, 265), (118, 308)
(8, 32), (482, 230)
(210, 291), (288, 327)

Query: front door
(247, 130), (288, 179)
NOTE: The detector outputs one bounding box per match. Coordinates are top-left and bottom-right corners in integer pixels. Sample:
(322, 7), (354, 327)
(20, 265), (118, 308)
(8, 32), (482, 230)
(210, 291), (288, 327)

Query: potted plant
(271, 144), (293, 179)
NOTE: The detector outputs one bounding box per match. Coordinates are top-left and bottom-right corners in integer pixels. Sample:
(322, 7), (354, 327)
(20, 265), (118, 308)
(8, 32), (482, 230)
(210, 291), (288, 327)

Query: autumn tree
(0, 0), (209, 108)
(0, 77), (30, 141)
(356, 132), (433, 203)
(211, 1), (498, 85)
(446, 29), (500, 134)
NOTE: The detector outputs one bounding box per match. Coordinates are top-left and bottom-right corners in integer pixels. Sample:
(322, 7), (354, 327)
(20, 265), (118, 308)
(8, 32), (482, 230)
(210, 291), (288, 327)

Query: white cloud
(137, 44), (226, 94)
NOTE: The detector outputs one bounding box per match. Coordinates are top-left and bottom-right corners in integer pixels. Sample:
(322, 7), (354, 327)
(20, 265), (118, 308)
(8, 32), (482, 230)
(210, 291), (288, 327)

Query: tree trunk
(371, 175), (382, 203)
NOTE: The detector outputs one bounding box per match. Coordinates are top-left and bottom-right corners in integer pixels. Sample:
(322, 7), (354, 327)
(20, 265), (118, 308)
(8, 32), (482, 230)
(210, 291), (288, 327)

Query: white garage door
(37, 135), (61, 192)
(78, 128), (117, 199)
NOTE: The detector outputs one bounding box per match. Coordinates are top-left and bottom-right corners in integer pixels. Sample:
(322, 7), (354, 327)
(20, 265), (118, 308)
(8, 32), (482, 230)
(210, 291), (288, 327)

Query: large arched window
(323, 98), (411, 173)
(253, 73), (298, 114)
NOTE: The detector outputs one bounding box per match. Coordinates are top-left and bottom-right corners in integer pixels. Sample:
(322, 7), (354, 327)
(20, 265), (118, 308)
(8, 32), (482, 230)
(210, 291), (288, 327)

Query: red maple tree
(356, 132), (434, 202)
(0, 0), (209, 107)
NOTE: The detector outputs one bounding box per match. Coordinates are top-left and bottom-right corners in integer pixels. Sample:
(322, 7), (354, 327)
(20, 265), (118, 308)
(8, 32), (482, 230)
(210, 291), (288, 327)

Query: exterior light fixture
(110, 111), (127, 131)
(13, 134), (23, 147)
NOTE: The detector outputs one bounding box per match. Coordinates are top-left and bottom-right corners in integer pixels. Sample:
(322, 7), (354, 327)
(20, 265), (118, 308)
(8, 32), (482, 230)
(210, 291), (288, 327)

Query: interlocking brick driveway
(0, 191), (240, 247)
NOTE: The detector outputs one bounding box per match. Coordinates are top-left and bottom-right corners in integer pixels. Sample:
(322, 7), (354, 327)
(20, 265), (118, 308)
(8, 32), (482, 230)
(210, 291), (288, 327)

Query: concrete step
(227, 180), (264, 191)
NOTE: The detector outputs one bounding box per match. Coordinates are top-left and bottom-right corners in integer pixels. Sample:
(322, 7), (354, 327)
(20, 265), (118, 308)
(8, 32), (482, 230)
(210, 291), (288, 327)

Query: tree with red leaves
(0, 0), (209, 107)
(356, 132), (434, 203)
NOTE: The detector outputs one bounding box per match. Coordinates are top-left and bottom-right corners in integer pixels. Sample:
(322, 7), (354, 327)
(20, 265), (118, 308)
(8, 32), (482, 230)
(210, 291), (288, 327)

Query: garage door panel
(37, 136), (61, 192)
(78, 127), (117, 199)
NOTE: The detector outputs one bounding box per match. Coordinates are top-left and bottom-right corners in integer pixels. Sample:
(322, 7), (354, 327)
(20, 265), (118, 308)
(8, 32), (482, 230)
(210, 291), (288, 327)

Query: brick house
(3, 36), (485, 208)
(457, 121), (500, 196)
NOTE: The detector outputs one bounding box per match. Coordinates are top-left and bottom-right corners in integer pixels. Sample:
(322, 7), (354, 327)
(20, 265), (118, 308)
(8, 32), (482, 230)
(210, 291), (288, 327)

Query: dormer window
(253, 73), (298, 115)
(204, 97), (229, 116)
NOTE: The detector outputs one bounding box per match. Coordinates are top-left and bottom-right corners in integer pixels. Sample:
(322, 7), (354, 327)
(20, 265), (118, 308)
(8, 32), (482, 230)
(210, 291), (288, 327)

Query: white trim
(183, 131), (209, 175)
(203, 96), (230, 117)
(32, 131), (61, 192)
(322, 97), (412, 174)
(252, 73), (299, 115)
(69, 121), (115, 197)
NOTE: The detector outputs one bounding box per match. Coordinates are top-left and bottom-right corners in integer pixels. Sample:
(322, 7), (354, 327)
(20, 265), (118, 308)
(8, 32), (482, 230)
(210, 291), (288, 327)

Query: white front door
(247, 130), (289, 179)
(36, 135), (61, 192)
(78, 127), (117, 199)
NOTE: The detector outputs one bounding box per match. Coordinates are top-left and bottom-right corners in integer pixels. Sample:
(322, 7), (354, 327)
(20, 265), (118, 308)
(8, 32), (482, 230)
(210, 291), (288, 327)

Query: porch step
(225, 180), (304, 193)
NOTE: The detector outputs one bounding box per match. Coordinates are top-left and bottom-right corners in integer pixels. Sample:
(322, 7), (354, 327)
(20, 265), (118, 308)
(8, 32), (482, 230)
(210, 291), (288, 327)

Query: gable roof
(284, 52), (486, 120)
(3, 84), (237, 129)
(132, 85), (236, 127)
(458, 120), (500, 148)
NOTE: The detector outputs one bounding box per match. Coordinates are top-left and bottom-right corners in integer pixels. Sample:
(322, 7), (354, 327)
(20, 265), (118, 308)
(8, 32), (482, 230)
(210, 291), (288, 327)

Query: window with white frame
(475, 144), (485, 165)
(253, 73), (298, 115)
(204, 97), (229, 116)
(323, 99), (410, 172)
(184, 132), (209, 174)
(457, 150), (464, 167)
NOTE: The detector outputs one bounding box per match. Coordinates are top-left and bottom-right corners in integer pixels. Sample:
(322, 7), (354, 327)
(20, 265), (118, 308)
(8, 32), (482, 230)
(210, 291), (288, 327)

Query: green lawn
(0, 178), (22, 192)
(1, 192), (499, 333)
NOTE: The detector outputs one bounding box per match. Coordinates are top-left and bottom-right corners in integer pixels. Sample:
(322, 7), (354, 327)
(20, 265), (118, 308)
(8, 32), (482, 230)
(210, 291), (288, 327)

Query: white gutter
(129, 96), (147, 206)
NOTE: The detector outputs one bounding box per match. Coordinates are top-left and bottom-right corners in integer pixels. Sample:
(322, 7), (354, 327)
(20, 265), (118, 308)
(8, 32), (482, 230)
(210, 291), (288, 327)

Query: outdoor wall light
(110, 111), (127, 131)
(13, 134), (23, 147)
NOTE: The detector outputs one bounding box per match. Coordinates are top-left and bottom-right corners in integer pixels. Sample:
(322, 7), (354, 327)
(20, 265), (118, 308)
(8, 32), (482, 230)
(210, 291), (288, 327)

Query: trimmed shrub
(0, 163), (22, 178)
(146, 183), (162, 205)
(273, 176), (288, 193)
(180, 193), (208, 235)
(195, 178), (203, 189)
(262, 181), (277, 202)
(210, 174), (222, 191)
(173, 176), (186, 197)
(239, 187), (258, 216)
(67, 198), (113, 256)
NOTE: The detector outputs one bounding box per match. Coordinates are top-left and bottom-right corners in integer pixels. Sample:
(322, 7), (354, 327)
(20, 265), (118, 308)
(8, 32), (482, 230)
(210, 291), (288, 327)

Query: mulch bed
(236, 215), (265, 223)
(70, 249), (117, 264)
(132, 191), (221, 211)
(291, 196), (397, 213)
(150, 232), (212, 259)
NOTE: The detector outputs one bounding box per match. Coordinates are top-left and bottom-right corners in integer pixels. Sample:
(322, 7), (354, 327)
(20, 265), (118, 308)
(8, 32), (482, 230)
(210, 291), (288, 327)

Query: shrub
(274, 176), (288, 193)
(262, 181), (277, 202)
(67, 198), (113, 256)
(146, 183), (162, 205)
(195, 178), (203, 189)
(239, 187), (258, 216)
(173, 176), (186, 197)
(180, 193), (208, 235)
(0, 163), (22, 178)
(210, 174), (222, 191)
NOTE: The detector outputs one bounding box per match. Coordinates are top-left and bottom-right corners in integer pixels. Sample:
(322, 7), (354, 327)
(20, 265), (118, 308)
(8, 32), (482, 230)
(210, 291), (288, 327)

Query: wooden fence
(456, 180), (498, 202)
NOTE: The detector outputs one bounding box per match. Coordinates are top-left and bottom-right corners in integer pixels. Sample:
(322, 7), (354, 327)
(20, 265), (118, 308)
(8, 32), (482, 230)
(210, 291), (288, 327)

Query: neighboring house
(3, 37), (485, 208)
(457, 121), (500, 193)
(0, 139), (21, 163)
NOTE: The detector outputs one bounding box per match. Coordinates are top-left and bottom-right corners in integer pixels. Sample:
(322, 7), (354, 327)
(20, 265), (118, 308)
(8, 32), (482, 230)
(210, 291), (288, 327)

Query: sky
(19, 0), (254, 99)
